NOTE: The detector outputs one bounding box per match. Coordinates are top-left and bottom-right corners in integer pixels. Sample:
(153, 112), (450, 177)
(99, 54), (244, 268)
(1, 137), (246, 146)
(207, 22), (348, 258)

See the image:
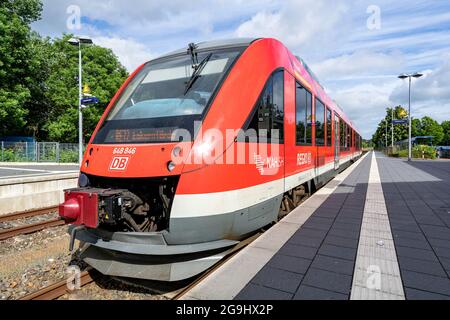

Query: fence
(0, 142), (84, 163)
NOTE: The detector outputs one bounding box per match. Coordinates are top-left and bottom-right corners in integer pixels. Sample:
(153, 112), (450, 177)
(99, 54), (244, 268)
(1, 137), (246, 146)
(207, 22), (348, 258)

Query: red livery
(59, 38), (362, 281)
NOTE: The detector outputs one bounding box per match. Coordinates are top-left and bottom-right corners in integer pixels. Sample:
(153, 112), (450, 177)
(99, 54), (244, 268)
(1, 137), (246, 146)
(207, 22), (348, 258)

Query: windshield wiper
(184, 53), (213, 95)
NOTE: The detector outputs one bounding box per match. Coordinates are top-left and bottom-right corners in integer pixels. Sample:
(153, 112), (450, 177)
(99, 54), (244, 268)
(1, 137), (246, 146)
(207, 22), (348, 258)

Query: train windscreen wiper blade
(184, 53), (213, 95)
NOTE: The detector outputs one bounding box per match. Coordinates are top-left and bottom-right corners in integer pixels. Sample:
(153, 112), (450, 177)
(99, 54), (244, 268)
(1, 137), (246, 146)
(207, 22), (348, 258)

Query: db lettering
(110, 157), (129, 171)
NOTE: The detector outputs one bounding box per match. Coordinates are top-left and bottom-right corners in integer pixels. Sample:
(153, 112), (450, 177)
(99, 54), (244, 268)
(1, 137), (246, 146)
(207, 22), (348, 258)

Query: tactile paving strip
(350, 152), (405, 300)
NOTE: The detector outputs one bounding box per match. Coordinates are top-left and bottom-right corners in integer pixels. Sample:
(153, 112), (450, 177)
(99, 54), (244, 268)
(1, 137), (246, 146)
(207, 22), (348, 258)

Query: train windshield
(93, 48), (242, 144)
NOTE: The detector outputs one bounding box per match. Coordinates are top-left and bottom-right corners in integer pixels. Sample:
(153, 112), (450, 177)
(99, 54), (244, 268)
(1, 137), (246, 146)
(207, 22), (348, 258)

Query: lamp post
(398, 73), (423, 161)
(391, 108), (394, 148)
(384, 119), (388, 151)
(68, 36), (93, 165)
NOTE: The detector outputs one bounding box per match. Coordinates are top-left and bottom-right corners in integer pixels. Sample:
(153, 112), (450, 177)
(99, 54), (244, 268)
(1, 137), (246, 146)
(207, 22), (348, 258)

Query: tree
(419, 116), (444, 145)
(372, 108), (448, 148)
(411, 118), (421, 137)
(371, 106), (409, 148)
(0, 0), (43, 136)
(43, 35), (129, 143)
(442, 121), (450, 146)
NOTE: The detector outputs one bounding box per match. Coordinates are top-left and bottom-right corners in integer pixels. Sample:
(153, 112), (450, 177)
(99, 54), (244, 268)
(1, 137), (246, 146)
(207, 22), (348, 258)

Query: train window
(326, 107), (332, 147)
(348, 127), (352, 150)
(352, 129), (355, 148)
(340, 121), (346, 149)
(315, 99), (325, 146)
(272, 71), (285, 143)
(93, 48), (243, 144)
(347, 126), (351, 150)
(296, 82), (312, 145)
(245, 70), (284, 144)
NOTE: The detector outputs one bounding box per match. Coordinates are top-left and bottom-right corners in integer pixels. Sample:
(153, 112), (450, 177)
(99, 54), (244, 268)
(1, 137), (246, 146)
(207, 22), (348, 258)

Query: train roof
(154, 38), (259, 61)
(149, 37), (360, 135)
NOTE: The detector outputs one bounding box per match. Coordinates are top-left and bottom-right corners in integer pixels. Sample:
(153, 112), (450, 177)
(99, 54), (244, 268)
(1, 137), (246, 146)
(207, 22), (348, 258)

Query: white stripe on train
(171, 153), (361, 218)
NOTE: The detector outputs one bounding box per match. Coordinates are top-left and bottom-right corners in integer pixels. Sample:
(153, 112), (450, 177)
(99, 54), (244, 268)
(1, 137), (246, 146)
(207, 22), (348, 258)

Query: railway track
(16, 233), (261, 301)
(0, 206), (64, 241)
(10, 187), (312, 300)
(19, 269), (97, 300)
(0, 206), (59, 224)
(171, 232), (262, 300)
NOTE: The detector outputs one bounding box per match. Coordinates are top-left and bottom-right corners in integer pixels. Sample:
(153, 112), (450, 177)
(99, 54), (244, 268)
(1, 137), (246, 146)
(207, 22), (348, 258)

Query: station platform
(0, 164), (79, 180)
(0, 165), (78, 215)
(183, 152), (450, 300)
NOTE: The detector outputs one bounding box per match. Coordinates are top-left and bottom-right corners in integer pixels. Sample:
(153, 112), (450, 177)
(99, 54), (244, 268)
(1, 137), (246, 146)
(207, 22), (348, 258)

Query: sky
(32, 0), (450, 139)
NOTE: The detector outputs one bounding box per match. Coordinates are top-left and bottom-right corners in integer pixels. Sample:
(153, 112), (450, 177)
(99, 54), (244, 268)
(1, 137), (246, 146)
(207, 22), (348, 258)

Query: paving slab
(377, 153), (450, 299)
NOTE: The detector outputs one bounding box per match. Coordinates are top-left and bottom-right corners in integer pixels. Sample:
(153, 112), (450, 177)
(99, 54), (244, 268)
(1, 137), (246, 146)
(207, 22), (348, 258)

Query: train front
(58, 41), (251, 281)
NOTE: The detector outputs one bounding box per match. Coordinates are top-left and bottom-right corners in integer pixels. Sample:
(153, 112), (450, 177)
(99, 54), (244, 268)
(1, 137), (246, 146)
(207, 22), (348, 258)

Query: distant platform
(0, 164), (79, 180)
(182, 152), (450, 300)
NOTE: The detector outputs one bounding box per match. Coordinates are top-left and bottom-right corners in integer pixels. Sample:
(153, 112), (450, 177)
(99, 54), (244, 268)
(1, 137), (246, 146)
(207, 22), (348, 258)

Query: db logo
(109, 157), (129, 171)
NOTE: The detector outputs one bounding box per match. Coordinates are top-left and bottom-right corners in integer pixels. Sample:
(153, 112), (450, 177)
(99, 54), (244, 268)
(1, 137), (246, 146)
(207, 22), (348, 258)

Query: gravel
(0, 224), (68, 256)
(60, 277), (171, 300)
(0, 210), (203, 301)
(0, 213), (71, 301)
(0, 218), (183, 300)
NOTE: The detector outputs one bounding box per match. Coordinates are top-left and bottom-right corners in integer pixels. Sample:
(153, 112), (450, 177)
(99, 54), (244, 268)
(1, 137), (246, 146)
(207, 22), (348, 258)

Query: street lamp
(68, 36), (93, 165)
(391, 108), (394, 148)
(398, 73), (423, 161)
(384, 119), (388, 150)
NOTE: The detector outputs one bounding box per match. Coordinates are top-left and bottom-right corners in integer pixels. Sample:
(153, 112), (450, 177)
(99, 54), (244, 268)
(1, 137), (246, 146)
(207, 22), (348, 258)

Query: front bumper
(70, 226), (239, 281)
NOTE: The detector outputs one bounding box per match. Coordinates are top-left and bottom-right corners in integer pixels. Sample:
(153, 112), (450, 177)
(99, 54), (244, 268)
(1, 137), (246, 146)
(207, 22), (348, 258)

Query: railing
(0, 142), (84, 163)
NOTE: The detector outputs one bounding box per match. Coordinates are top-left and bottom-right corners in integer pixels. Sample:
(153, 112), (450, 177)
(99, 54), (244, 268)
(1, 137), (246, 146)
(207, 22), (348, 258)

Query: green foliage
(0, 148), (28, 162)
(0, 0), (128, 142)
(372, 107), (448, 148)
(59, 149), (78, 163)
(420, 116), (444, 145)
(411, 118), (421, 137)
(397, 145), (437, 159)
(0, 0), (42, 135)
(362, 139), (373, 149)
(442, 121), (450, 146)
(2, 0), (43, 23)
(44, 35), (128, 143)
(372, 106), (409, 148)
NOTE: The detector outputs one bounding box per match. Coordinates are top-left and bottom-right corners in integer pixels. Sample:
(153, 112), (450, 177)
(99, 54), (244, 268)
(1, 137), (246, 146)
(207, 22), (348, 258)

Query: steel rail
(19, 270), (96, 300)
(0, 206), (59, 223)
(0, 218), (65, 241)
(171, 232), (262, 300)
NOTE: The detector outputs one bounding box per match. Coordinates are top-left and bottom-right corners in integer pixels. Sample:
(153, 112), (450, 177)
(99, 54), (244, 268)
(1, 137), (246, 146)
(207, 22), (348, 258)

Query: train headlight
(167, 161), (176, 172)
(78, 173), (90, 187)
(172, 147), (182, 158)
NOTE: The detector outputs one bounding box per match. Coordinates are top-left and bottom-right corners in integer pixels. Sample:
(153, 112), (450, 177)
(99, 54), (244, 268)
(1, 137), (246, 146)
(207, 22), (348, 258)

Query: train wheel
(279, 195), (295, 219)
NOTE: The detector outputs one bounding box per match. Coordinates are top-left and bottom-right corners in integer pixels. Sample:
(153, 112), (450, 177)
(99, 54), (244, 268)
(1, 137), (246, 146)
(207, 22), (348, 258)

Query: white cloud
(235, 0), (349, 56)
(311, 50), (405, 81)
(330, 81), (398, 138)
(93, 36), (153, 72)
(391, 59), (450, 104)
(31, 0), (450, 139)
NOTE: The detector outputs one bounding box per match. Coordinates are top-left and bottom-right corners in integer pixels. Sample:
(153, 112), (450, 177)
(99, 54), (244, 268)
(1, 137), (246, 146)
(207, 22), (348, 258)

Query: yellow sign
(83, 84), (91, 95)
(398, 108), (407, 118)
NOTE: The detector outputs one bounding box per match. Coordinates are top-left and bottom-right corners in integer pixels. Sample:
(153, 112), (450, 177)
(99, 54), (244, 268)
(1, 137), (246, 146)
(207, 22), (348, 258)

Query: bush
(397, 145), (436, 159)
(398, 149), (409, 158)
(0, 149), (28, 162)
(59, 149), (78, 163)
(413, 145), (436, 159)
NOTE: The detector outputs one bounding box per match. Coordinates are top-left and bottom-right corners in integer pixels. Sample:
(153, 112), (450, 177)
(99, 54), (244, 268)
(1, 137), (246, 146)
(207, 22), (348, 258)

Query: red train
(59, 38), (362, 281)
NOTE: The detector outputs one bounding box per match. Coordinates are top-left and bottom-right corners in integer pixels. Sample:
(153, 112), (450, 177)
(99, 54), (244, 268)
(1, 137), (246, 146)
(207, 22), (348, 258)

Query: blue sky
(32, 0), (450, 139)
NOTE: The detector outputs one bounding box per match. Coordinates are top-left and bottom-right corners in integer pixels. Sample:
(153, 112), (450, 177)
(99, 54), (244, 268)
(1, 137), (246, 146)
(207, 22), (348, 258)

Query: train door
(334, 113), (340, 170)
